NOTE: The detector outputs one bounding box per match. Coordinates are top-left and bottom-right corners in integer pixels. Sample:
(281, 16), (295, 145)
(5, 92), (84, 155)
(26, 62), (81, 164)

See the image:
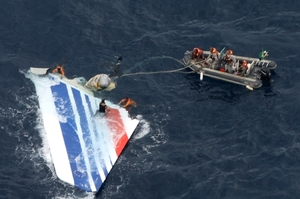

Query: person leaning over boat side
(237, 60), (248, 76)
(208, 47), (219, 61)
(52, 64), (65, 77)
(99, 99), (110, 113)
(207, 47), (219, 69)
(223, 49), (237, 73)
(191, 47), (205, 61)
(118, 97), (137, 112)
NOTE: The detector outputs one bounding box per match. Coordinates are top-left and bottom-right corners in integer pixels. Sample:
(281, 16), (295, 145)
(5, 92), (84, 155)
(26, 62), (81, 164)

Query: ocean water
(1, 0), (300, 198)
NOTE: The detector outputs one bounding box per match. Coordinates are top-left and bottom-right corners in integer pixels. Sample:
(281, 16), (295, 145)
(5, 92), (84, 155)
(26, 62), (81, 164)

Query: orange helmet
(226, 49), (233, 55)
(194, 47), (203, 55)
(198, 49), (203, 55)
(210, 47), (217, 53)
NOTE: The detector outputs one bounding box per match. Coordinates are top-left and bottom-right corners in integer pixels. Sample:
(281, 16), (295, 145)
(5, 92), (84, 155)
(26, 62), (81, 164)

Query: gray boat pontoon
(182, 49), (277, 90)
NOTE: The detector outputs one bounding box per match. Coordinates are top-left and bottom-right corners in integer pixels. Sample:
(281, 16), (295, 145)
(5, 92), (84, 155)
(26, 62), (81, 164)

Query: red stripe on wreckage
(106, 108), (128, 156)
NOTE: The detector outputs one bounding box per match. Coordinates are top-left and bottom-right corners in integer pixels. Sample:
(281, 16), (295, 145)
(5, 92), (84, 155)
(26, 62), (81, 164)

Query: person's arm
(124, 99), (136, 108)
(123, 100), (130, 108)
(118, 98), (126, 105)
(131, 100), (137, 107)
(61, 67), (65, 76)
(52, 67), (58, 73)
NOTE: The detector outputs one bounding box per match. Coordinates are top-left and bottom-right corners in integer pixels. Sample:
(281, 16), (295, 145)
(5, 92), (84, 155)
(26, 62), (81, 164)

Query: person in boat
(52, 64), (65, 76)
(99, 99), (110, 113)
(237, 60), (248, 76)
(118, 97), (137, 112)
(223, 49), (237, 73)
(207, 47), (219, 69)
(191, 47), (205, 61)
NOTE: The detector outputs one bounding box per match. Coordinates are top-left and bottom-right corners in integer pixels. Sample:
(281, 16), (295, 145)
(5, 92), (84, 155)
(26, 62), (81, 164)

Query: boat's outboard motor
(260, 67), (271, 81)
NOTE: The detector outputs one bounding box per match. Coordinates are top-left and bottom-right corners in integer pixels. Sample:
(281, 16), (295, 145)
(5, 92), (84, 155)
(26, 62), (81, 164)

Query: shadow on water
(182, 65), (278, 102)
(261, 70), (279, 96)
(182, 72), (254, 103)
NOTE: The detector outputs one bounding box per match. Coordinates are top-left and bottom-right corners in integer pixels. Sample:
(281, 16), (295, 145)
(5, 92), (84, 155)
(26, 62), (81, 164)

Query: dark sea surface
(1, 0), (300, 198)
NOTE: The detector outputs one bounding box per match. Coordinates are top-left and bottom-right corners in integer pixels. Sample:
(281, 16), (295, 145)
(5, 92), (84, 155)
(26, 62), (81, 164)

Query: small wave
(133, 115), (151, 140)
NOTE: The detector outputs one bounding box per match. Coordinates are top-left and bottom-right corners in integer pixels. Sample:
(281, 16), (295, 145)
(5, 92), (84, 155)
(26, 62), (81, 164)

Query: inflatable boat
(182, 49), (277, 90)
(28, 67), (139, 192)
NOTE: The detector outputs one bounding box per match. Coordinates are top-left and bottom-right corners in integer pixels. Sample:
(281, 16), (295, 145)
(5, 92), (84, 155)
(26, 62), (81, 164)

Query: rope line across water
(118, 58), (202, 78)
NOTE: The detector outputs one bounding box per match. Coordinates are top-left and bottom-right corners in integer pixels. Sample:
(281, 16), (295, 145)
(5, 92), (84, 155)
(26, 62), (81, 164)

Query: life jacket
(52, 65), (65, 76)
(123, 98), (136, 108)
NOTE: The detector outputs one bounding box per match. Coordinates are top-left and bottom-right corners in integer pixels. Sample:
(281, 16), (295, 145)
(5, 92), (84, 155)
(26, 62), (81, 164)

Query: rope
(120, 64), (191, 77)
(124, 55), (183, 73)
(118, 57), (204, 78)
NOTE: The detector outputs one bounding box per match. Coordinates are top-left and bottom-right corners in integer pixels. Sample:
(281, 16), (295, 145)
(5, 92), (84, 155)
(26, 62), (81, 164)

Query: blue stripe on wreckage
(50, 82), (92, 192)
(85, 95), (109, 178)
(71, 88), (102, 190)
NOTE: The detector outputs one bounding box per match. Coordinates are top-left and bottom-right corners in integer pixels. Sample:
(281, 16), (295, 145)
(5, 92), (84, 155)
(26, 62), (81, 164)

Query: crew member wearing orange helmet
(209, 47), (219, 60)
(223, 50), (234, 62)
(207, 47), (219, 69)
(223, 49), (237, 73)
(191, 47), (205, 61)
(238, 60), (248, 76)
